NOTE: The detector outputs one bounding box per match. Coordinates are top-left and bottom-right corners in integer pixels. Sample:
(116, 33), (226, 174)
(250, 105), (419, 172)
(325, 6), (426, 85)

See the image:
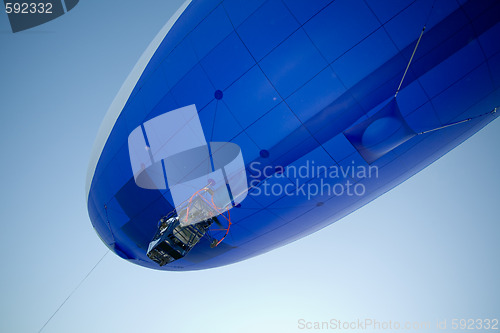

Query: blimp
(86, 0), (500, 270)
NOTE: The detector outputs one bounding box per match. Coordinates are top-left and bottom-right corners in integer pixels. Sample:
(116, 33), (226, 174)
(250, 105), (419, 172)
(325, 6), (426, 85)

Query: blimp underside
(87, 0), (500, 270)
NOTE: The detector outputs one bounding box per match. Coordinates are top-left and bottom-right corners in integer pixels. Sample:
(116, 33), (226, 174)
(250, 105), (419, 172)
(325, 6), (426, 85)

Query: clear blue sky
(1, 1), (499, 332)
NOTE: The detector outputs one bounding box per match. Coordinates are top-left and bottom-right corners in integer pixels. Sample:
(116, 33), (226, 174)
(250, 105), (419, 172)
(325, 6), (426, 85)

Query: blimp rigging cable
(417, 107), (498, 135)
(392, 0), (498, 134)
(38, 251), (109, 333)
(395, 0), (437, 98)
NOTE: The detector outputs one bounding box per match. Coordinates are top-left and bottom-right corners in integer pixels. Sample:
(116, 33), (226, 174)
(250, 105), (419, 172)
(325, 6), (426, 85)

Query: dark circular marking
(214, 90), (223, 100)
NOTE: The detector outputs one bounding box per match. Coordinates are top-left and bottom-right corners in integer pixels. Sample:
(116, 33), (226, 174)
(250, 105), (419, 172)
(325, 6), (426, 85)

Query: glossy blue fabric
(88, 0), (500, 270)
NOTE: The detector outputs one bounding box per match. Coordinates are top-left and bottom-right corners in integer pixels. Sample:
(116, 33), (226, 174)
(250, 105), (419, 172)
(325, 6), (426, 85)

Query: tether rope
(38, 251), (109, 333)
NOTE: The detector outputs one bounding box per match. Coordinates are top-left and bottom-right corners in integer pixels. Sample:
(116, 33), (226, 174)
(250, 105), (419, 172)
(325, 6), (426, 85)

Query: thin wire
(395, 0), (437, 97)
(395, 26), (426, 97)
(38, 251), (109, 333)
(417, 108), (497, 135)
(210, 99), (218, 142)
(103, 204), (116, 244)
